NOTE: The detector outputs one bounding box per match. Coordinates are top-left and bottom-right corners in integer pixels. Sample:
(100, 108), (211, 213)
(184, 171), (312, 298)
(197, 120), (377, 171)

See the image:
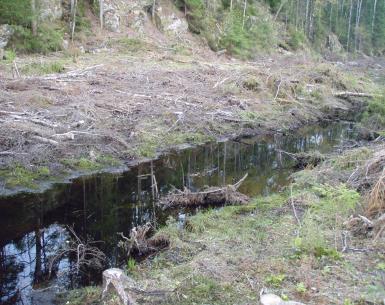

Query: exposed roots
(118, 223), (170, 259)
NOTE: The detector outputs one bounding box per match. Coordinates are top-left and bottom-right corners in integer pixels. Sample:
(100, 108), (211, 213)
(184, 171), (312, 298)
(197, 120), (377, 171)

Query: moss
(0, 164), (51, 189)
(61, 154), (121, 171)
(130, 130), (212, 158)
(109, 38), (153, 53)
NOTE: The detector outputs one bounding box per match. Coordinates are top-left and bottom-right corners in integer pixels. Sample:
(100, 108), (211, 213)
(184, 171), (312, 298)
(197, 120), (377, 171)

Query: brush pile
(159, 174), (249, 209)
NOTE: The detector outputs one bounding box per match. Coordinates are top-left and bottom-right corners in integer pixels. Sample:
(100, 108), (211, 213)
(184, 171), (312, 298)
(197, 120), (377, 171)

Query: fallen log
(333, 91), (381, 99)
(158, 173), (249, 209)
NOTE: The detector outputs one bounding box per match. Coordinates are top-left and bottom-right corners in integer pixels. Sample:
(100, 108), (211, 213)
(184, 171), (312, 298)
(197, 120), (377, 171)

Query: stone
(39, 0), (63, 21)
(102, 268), (137, 305)
(104, 7), (121, 32)
(0, 24), (14, 49)
(260, 292), (306, 305)
(154, 7), (188, 35)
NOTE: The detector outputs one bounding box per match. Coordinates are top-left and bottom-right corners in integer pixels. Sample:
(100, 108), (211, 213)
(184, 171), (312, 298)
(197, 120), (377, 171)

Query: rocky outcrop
(154, 6), (188, 35)
(39, 0), (63, 21)
(0, 24), (14, 59)
(0, 24), (14, 49)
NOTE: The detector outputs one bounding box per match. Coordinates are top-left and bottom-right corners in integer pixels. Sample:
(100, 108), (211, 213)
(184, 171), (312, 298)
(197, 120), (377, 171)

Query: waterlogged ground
(0, 122), (358, 305)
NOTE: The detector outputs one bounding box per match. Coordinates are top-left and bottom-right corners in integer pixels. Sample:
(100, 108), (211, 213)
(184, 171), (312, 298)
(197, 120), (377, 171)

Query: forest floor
(57, 140), (385, 305)
(0, 38), (379, 194)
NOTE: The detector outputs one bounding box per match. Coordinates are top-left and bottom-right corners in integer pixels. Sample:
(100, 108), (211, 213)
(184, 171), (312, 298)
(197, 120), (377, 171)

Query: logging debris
(158, 173), (249, 209)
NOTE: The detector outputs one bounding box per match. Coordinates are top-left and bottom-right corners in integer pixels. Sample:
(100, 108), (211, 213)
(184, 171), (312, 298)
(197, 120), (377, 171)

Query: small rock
(260, 291), (306, 305)
(0, 24), (14, 50)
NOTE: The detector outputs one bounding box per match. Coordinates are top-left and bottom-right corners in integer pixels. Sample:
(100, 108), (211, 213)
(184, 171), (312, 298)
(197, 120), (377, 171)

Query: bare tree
(242, 0), (247, 29)
(347, 0), (353, 51)
(371, 0), (378, 33)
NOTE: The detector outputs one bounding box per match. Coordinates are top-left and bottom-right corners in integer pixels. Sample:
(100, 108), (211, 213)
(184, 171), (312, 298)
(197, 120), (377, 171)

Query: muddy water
(0, 122), (355, 305)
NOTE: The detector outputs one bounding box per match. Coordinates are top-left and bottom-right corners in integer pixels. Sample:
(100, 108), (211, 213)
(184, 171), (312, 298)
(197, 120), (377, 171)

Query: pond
(0, 121), (356, 305)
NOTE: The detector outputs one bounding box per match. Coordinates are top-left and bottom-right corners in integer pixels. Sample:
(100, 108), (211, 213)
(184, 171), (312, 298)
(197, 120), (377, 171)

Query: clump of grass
(21, 61), (65, 75)
(56, 287), (103, 305)
(0, 164), (50, 189)
(110, 37), (152, 53)
(61, 155), (120, 171)
(265, 273), (286, 287)
(332, 147), (373, 170)
(361, 90), (385, 131)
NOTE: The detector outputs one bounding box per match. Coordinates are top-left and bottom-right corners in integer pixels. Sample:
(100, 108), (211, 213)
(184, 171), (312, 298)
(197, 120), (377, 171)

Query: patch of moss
(61, 155), (121, 171)
(0, 164), (50, 189)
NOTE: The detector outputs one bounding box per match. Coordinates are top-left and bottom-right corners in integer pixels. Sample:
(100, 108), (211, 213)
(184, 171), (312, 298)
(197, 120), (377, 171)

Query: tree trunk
(242, 0), (247, 29)
(99, 0), (104, 29)
(31, 0), (38, 36)
(347, 0), (353, 51)
(371, 0), (378, 33)
(71, 0), (78, 42)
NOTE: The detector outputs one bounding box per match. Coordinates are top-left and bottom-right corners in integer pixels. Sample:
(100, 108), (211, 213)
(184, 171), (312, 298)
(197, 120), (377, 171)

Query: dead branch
(49, 226), (106, 277)
(333, 91), (380, 98)
(159, 173), (249, 209)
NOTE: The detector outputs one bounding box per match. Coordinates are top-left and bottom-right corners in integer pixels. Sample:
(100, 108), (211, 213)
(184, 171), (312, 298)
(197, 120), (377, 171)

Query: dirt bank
(0, 44), (371, 194)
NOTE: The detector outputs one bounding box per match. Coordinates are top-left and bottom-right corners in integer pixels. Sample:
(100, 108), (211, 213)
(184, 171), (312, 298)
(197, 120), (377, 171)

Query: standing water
(0, 122), (355, 304)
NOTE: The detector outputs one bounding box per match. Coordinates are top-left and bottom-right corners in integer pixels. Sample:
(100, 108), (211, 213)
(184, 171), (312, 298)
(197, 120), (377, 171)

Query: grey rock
(39, 0), (63, 21)
(0, 24), (14, 49)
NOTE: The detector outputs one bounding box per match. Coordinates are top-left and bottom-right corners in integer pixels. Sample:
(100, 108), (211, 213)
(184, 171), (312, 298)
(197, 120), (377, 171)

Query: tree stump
(102, 268), (136, 305)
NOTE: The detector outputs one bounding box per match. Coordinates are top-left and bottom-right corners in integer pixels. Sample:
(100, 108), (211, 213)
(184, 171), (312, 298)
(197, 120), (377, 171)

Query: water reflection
(0, 122), (353, 304)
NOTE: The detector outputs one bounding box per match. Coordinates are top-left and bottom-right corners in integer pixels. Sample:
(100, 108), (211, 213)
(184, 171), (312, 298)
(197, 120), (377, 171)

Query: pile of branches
(158, 173), (249, 209)
(118, 223), (170, 259)
(49, 226), (106, 276)
(348, 148), (385, 192)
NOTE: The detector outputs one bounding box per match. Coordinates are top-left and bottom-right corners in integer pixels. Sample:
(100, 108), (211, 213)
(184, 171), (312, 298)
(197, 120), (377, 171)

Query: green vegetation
(61, 155), (121, 171)
(108, 38), (154, 53)
(265, 274), (286, 287)
(131, 129), (212, 158)
(175, 0), (278, 58)
(0, 164), (51, 189)
(9, 24), (64, 54)
(362, 90), (385, 131)
(20, 61), (65, 75)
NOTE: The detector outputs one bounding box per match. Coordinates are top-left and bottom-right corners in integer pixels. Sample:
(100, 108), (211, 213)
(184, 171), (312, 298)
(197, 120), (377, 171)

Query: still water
(0, 122), (355, 304)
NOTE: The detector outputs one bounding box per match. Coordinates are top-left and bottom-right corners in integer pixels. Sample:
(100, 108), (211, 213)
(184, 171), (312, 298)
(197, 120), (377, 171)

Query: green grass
(61, 155), (121, 171)
(109, 38), (153, 53)
(20, 61), (65, 75)
(0, 164), (50, 189)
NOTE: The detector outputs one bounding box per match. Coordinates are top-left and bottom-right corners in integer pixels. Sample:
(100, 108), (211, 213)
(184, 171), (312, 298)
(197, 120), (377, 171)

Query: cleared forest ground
(0, 44), (375, 193)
